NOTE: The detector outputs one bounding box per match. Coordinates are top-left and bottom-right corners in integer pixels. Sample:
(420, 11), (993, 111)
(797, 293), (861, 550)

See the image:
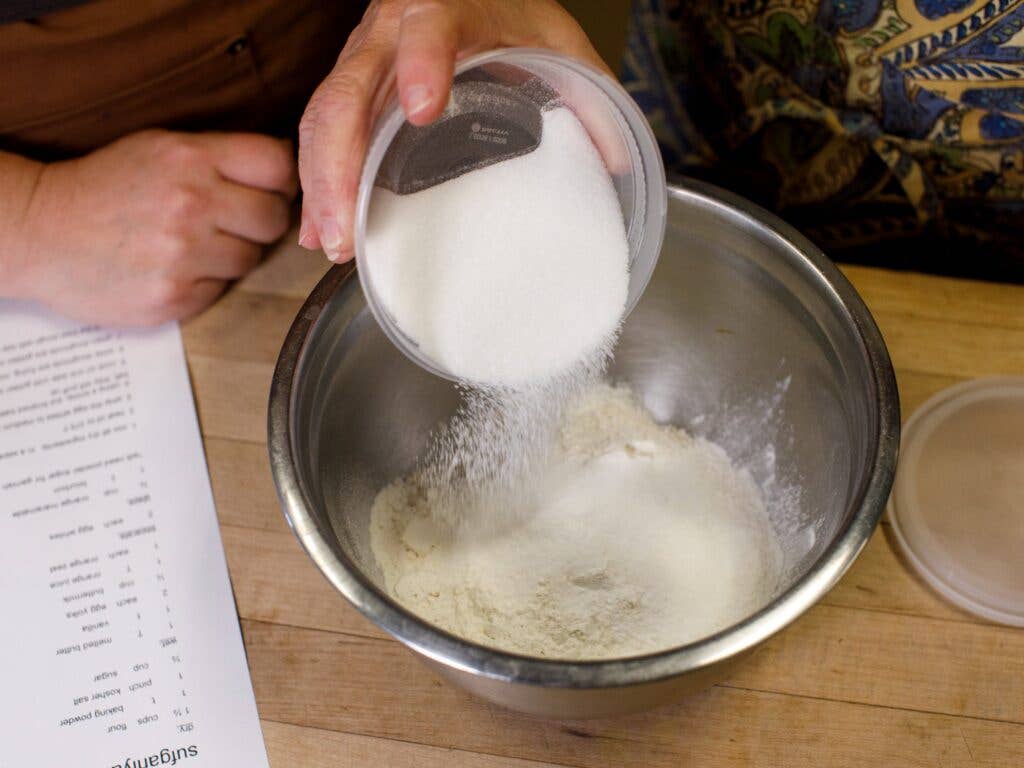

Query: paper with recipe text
(0, 303), (269, 767)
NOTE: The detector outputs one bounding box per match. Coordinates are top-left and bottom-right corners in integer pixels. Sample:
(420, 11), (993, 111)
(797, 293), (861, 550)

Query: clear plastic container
(354, 47), (668, 382)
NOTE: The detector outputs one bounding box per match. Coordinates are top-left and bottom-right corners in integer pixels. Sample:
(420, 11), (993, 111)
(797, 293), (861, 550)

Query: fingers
(202, 232), (263, 279)
(558, 76), (633, 175)
(141, 232), (255, 325)
(298, 205), (321, 250)
(532, 3), (611, 77)
(174, 279), (228, 324)
(296, 0), (615, 262)
(395, 2), (459, 126)
(202, 133), (299, 198)
(212, 178), (293, 244)
(136, 277), (227, 327)
(298, 43), (390, 261)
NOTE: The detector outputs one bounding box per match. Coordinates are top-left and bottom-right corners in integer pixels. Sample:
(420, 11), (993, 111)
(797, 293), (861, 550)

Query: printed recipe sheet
(0, 302), (269, 768)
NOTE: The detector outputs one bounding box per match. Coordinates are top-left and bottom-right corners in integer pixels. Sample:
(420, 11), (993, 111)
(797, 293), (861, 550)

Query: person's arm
(0, 150), (45, 298)
(297, 0), (609, 262)
(0, 131), (298, 326)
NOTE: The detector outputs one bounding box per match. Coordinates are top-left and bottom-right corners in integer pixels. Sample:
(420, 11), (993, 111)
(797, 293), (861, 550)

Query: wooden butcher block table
(181, 234), (1024, 767)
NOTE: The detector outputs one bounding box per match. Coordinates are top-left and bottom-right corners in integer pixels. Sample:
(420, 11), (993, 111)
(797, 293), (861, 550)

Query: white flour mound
(364, 107), (630, 387)
(370, 383), (783, 660)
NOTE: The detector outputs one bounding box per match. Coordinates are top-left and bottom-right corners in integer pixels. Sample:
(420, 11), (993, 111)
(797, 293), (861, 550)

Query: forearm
(0, 149), (45, 298)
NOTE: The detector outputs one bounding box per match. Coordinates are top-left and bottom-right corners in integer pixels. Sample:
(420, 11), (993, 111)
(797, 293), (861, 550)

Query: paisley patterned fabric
(622, 0), (1024, 279)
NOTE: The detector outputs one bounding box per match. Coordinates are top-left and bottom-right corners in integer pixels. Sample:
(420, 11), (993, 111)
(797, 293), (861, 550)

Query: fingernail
(320, 217), (343, 259)
(404, 85), (433, 118)
(298, 220), (312, 248)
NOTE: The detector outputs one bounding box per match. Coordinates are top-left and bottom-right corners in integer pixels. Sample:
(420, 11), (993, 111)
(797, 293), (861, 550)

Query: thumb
(394, 2), (462, 126)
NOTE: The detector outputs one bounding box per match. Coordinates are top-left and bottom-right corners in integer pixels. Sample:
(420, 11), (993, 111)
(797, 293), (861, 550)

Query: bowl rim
(268, 178), (900, 689)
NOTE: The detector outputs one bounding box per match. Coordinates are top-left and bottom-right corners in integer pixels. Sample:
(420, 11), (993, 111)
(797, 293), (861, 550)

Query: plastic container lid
(888, 377), (1024, 625)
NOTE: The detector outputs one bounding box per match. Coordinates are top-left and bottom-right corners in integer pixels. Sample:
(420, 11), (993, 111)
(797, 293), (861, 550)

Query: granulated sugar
(365, 107), (629, 387)
(417, 347), (612, 528)
(370, 383), (783, 660)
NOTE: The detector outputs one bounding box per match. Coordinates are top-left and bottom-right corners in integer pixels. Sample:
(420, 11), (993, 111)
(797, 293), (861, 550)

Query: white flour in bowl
(364, 107), (630, 388)
(370, 383), (783, 660)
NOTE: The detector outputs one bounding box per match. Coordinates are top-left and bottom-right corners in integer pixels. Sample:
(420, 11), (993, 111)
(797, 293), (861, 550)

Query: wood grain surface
(182, 235), (1024, 767)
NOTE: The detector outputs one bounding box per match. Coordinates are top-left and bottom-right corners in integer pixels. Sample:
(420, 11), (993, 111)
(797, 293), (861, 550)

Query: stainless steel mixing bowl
(268, 180), (899, 718)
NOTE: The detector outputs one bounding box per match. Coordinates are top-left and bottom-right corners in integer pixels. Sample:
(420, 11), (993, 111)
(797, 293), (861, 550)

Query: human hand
(297, 0), (609, 262)
(8, 130), (297, 326)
